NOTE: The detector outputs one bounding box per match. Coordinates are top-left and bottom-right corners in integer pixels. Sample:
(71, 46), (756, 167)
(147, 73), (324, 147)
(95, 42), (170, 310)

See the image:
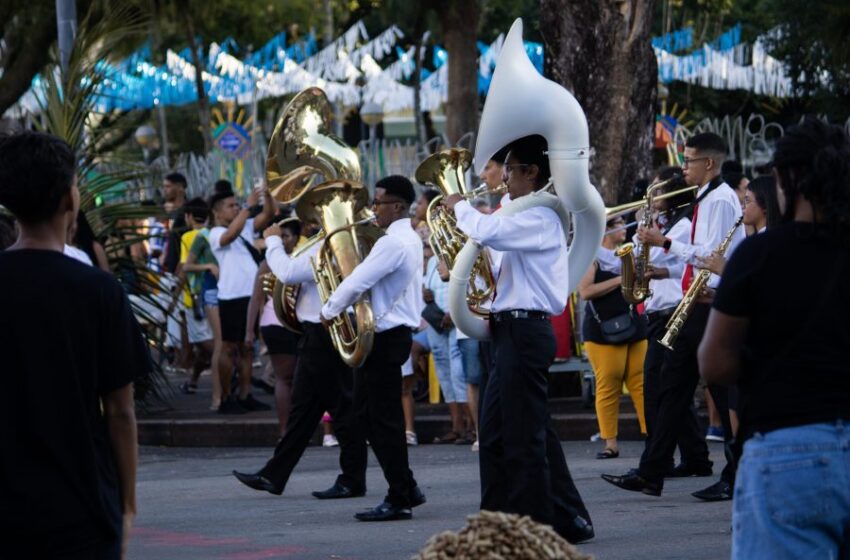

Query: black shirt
(163, 207), (188, 274)
(582, 265), (648, 344)
(713, 222), (850, 439)
(0, 250), (150, 544)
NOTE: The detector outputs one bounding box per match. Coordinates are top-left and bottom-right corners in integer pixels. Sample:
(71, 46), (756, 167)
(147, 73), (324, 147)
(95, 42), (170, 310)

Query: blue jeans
(427, 326), (466, 403)
(732, 421), (850, 560)
(457, 336), (482, 385)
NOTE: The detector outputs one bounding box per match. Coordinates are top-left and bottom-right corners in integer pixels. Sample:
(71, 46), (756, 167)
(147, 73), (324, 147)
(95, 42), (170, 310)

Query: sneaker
(471, 440), (479, 452)
(323, 434), (339, 447)
(405, 431), (418, 446)
(589, 432), (602, 442)
(179, 382), (197, 394)
(706, 426), (725, 442)
(238, 394), (271, 412)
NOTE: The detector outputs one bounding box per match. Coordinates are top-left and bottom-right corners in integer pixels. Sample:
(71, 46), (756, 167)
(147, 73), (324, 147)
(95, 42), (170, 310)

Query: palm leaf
(34, 1), (174, 409)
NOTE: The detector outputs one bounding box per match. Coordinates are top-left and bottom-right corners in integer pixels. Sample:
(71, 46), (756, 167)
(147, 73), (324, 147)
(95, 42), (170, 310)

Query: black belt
(647, 308), (675, 322)
(491, 309), (551, 322)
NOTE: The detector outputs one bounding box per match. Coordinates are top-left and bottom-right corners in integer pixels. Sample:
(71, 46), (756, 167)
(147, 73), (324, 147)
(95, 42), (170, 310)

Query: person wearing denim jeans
(454, 327), (482, 450)
(732, 422), (850, 559)
(699, 118), (850, 558)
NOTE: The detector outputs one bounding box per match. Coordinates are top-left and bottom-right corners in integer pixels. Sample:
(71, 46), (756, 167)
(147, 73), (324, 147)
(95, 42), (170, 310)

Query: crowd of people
(1, 113), (848, 559)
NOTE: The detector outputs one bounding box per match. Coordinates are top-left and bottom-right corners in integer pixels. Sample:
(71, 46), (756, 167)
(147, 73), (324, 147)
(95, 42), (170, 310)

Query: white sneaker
(471, 440), (479, 452)
(405, 430), (419, 446)
(322, 434), (339, 447)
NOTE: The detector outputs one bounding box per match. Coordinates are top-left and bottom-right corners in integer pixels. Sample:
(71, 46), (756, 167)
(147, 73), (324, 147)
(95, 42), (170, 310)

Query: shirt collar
(387, 217), (412, 234)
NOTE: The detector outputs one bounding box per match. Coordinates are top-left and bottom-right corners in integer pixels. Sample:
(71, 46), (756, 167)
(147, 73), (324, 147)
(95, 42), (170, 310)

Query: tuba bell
(415, 148), (504, 316)
(265, 88), (381, 364)
(447, 18), (606, 340)
(296, 181), (384, 368)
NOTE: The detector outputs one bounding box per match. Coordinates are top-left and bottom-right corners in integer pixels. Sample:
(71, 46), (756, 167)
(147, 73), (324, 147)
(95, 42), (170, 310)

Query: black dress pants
(639, 303), (713, 481)
(480, 316), (589, 531)
(644, 310), (707, 469)
(354, 326), (417, 507)
(259, 322), (367, 492)
(707, 383), (737, 484)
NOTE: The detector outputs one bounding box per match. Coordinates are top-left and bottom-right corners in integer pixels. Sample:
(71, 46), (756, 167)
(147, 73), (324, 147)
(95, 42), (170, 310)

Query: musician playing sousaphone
(602, 132), (744, 501)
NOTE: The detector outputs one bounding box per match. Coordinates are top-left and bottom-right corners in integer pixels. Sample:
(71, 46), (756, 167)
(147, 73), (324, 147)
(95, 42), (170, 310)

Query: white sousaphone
(448, 18), (606, 340)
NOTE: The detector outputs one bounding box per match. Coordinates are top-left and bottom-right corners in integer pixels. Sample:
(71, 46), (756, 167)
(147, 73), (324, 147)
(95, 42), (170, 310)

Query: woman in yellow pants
(578, 217), (648, 459)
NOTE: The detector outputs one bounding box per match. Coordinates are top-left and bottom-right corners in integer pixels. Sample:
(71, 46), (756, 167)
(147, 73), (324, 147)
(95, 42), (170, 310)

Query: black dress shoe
(354, 501), (412, 521)
(410, 485), (426, 508)
(232, 470), (282, 495)
(311, 481), (366, 500)
(560, 515), (595, 544)
(692, 480), (732, 501)
(601, 472), (663, 497)
(667, 463), (713, 478)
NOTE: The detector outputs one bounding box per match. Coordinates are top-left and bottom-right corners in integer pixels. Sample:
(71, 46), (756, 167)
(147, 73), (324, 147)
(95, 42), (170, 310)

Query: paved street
(130, 441), (731, 559)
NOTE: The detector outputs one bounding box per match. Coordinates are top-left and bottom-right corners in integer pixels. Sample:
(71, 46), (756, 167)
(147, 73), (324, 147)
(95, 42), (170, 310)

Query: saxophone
(658, 216), (744, 350)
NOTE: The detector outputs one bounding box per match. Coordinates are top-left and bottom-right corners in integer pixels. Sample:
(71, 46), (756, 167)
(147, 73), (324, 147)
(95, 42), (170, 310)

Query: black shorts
(261, 325), (300, 355)
(219, 297), (253, 343)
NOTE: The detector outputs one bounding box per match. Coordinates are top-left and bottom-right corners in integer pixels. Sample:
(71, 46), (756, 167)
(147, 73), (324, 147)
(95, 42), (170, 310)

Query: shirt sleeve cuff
(668, 239), (687, 259)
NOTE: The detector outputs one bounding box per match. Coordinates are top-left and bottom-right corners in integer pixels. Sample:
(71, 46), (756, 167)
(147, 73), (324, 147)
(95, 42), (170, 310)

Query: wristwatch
(662, 237), (672, 251)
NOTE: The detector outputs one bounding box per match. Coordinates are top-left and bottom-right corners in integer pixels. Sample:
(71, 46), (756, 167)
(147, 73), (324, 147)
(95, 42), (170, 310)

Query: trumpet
(417, 148), (507, 316)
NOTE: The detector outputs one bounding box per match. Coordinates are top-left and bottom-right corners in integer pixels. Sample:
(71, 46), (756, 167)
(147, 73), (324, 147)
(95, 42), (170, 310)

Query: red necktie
(681, 204), (699, 293)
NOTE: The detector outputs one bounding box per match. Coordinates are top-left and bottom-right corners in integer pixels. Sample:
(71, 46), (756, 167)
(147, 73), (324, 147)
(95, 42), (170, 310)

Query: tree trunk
(541, 0), (657, 204)
(0, 10), (55, 116)
(322, 0), (334, 46)
(183, 9), (213, 154)
(439, 0), (480, 147)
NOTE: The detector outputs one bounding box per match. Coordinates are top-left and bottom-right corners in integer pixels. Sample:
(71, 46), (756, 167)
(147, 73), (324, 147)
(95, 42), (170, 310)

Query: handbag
(421, 301), (446, 334)
(588, 300), (637, 344)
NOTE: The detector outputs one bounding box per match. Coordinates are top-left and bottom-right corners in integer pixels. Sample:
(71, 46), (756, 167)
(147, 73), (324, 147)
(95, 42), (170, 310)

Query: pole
(55, 0), (77, 75)
(157, 101), (170, 164)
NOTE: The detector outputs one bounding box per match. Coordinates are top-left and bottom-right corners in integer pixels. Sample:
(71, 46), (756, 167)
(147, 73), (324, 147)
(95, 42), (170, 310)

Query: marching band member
(638, 167), (713, 476)
(319, 175), (426, 522)
(231, 222), (368, 503)
(603, 132), (743, 499)
(444, 135), (593, 543)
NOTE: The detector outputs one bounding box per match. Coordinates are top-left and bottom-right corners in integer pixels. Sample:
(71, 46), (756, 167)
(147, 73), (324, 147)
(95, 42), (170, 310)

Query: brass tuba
(296, 181), (384, 368)
(416, 148), (505, 316)
(265, 87), (381, 363)
(613, 177), (692, 304)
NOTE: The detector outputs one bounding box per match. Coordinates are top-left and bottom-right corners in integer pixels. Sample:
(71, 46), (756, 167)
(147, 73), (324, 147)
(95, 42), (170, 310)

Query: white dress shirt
(320, 218), (423, 332)
(265, 236), (323, 324)
(666, 181), (744, 288)
(64, 244), (93, 266)
(635, 217), (690, 313)
(454, 198), (568, 315)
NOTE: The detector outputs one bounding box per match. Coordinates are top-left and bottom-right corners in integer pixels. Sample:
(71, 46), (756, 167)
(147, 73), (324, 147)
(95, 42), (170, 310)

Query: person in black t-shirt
(700, 117), (850, 559)
(0, 132), (149, 559)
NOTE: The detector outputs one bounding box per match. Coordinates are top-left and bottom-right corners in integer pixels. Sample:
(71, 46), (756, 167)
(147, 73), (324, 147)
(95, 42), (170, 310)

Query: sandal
(596, 448), (620, 459)
(433, 431), (461, 444)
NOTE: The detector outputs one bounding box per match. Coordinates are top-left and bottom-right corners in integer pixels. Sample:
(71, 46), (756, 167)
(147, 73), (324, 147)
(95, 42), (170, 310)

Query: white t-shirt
(64, 244), (93, 266)
(209, 219), (258, 300)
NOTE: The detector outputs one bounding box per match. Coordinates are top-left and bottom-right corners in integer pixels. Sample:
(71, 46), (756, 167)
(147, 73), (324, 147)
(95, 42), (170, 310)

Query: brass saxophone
(613, 176), (683, 304)
(658, 216), (744, 350)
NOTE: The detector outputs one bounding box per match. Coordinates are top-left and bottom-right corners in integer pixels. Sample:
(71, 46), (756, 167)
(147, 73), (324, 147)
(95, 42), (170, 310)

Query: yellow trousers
(585, 340), (647, 440)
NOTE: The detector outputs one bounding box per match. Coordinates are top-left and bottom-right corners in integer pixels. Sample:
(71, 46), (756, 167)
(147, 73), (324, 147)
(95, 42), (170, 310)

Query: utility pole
(55, 0), (77, 75)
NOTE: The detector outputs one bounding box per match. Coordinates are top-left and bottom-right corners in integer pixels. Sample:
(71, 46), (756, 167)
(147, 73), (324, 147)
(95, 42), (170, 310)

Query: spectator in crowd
(184, 198), (223, 410)
(245, 219), (302, 436)
(69, 212), (110, 271)
(161, 172), (189, 274)
(0, 131), (148, 559)
(208, 186), (275, 413)
(413, 188), (440, 248)
(175, 197), (215, 396)
(214, 179), (234, 196)
(700, 117), (850, 559)
(742, 175), (780, 233)
(424, 255), (469, 444)
(578, 216), (648, 459)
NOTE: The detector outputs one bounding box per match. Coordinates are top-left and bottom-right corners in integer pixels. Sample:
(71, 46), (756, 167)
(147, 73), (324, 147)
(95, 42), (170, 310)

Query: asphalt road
(130, 441), (731, 559)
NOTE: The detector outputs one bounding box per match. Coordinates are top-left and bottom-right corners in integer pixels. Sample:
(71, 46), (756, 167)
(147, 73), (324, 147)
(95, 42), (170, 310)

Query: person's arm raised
(253, 187), (276, 232)
(220, 189), (260, 246)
